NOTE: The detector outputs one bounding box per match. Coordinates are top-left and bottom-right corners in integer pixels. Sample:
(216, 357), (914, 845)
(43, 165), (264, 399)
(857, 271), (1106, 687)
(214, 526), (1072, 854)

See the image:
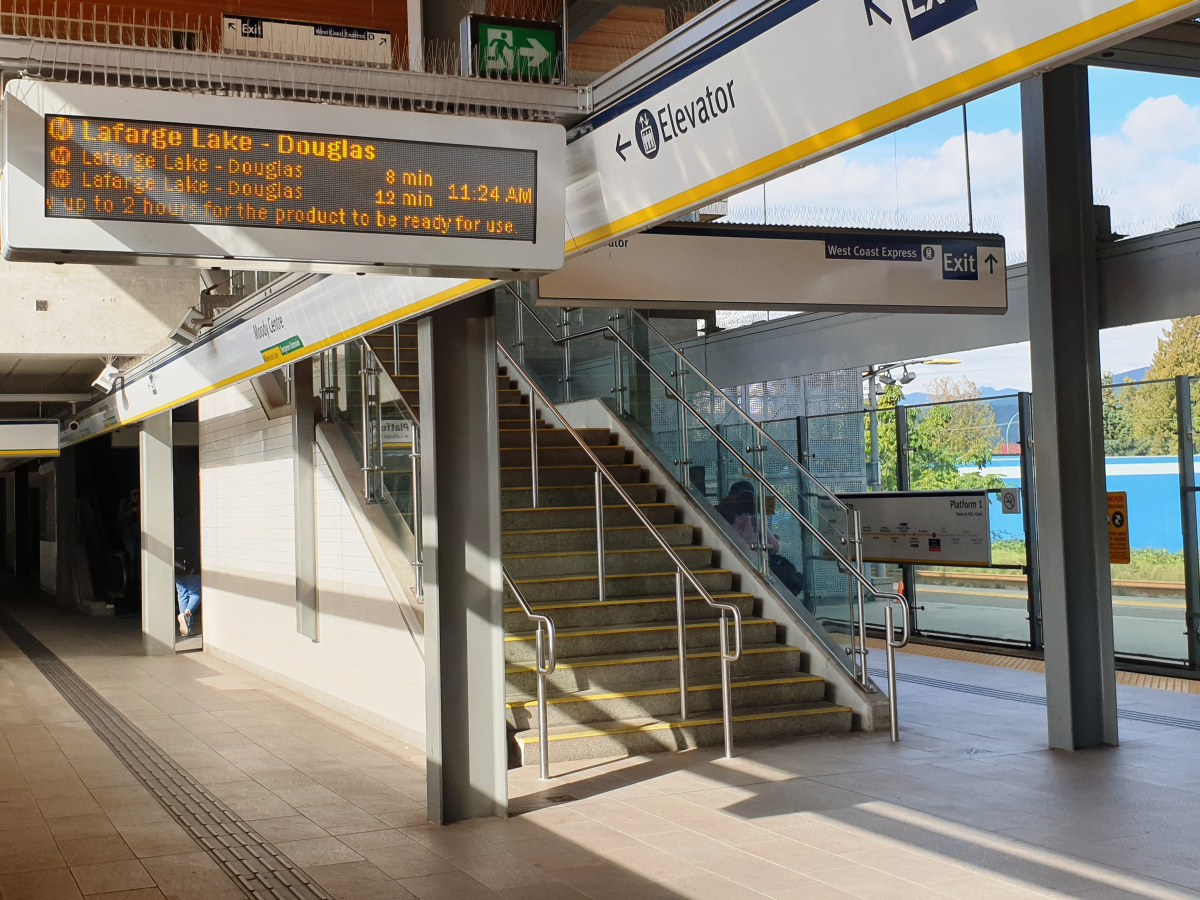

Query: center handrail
(498, 341), (745, 758)
(503, 565), (557, 778)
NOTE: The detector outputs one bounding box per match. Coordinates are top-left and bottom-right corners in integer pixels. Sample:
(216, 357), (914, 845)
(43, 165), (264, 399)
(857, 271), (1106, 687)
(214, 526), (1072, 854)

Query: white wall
(199, 383), (425, 746)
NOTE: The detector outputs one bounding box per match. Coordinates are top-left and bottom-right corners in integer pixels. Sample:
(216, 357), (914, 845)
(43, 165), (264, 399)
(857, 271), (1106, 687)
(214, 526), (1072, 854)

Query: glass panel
(1103, 378), (1188, 661)
(502, 290), (864, 677)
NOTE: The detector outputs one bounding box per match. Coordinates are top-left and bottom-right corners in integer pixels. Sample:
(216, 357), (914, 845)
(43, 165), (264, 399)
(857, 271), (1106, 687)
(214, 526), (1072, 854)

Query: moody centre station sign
(2, 81), (565, 278)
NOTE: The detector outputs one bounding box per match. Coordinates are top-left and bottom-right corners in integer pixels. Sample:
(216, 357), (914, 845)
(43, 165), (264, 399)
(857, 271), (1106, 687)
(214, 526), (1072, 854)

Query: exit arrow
(984, 252), (999, 274)
(864, 0), (892, 25)
(518, 38), (550, 70)
(615, 134), (632, 161)
(227, 20), (236, 30)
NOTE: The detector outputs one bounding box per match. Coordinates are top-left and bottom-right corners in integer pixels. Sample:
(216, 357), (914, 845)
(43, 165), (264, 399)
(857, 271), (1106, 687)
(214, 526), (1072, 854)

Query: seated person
(715, 481), (810, 608)
(174, 550), (201, 636)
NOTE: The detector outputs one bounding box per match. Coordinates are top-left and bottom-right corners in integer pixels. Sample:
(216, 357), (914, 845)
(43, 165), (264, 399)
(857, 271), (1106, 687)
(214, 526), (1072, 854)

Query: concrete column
(139, 411), (176, 655)
(419, 293), (507, 824)
(293, 360), (319, 640)
(55, 447), (77, 608)
(1021, 67), (1118, 749)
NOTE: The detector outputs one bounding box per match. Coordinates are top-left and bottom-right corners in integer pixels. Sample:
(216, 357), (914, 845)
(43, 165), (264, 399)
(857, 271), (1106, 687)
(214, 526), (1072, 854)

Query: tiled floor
(2, 591), (1200, 900)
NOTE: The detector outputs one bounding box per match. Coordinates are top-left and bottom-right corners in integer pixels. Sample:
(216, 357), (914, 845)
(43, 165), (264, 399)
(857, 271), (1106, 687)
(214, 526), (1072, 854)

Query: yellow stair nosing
(515, 706), (855, 744)
(505, 644), (795, 674)
(502, 591), (753, 613)
(509, 567), (730, 586)
(502, 524), (680, 537)
(503, 546), (712, 561)
(505, 675), (822, 708)
(505, 617), (773, 642)
(502, 483), (659, 491)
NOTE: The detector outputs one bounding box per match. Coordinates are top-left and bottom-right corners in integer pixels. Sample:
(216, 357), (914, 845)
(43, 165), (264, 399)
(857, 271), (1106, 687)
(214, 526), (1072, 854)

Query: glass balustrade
(497, 288), (864, 677)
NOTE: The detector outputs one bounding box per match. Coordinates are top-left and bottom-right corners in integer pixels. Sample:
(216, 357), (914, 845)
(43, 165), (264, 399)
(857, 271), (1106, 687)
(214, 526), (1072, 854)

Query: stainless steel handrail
(499, 342), (744, 759)
(505, 288), (853, 518)
(883, 596), (911, 742)
(505, 291), (909, 693)
(503, 566), (556, 779)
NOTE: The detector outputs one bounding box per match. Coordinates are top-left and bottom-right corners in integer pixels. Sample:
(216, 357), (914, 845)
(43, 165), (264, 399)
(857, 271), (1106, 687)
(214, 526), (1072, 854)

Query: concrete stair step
(502, 591), (755, 631)
(503, 545), (714, 579)
(506, 567), (733, 604)
(500, 464), (642, 488)
(497, 389), (525, 405)
(498, 428), (613, 448)
(499, 403), (540, 421)
(505, 673), (827, 728)
(505, 642), (798, 694)
(501, 521), (687, 554)
(504, 616), (777, 662)
(510, 702), (853, 765)
(501, 482), (660, 510)
(502, 502), (674, 532)
(500, 445), (628, 467)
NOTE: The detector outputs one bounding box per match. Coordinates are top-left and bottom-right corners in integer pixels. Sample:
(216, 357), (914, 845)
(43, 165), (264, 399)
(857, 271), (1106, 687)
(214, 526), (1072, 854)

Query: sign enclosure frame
(2, 81), (566, 278)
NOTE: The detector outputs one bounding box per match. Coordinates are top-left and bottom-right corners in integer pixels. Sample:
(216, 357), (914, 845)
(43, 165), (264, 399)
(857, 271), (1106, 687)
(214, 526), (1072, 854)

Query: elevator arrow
(615, 134), (632, 161)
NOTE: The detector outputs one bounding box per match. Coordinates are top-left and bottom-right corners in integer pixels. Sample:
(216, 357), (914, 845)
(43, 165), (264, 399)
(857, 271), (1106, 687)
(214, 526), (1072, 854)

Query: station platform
(1, 582), (1198, 900)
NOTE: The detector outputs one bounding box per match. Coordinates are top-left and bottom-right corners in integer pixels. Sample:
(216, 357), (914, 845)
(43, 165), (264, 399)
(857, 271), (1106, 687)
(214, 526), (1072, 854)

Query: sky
(720, 68), (1200, 393)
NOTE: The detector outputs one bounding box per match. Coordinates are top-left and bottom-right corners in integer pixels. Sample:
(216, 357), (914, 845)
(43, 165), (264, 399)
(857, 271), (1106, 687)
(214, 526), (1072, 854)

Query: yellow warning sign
(1108, 491), (1129, 565)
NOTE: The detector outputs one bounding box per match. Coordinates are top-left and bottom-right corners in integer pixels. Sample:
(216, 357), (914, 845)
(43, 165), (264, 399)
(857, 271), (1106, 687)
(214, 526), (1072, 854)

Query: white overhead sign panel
(222, 15), (392, 68)
(2, 81), (565, 279)
(539, 225), (1007, 312)
(0, 420), (60, 457)
(839, 490), (992, 567)
(564, 0), (1200, 253)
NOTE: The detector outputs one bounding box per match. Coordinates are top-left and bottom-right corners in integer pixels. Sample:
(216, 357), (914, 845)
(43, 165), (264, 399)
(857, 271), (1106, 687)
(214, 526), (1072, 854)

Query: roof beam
(1086, 19), (1200, 76)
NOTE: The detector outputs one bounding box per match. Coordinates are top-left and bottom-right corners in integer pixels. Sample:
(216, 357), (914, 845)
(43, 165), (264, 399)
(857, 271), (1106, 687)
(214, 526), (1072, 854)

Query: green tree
(1101, 372), (1145, 456)
(1122, 316), (1200, 454)
(866, 377), (1005, 491)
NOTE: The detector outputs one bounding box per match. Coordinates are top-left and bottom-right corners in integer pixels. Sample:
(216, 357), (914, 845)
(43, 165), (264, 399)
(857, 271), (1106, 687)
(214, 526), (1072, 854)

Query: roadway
(862, 583), (1188, 661)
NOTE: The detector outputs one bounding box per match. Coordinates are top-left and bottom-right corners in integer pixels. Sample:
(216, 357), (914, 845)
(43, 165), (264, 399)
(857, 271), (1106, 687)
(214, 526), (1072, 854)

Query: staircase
(498, 365), (853, 766)
(364, 324), (420, 416)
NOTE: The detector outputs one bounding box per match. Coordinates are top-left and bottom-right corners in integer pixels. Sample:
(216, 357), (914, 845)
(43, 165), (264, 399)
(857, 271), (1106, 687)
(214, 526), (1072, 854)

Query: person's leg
(176, 580), (190, 635)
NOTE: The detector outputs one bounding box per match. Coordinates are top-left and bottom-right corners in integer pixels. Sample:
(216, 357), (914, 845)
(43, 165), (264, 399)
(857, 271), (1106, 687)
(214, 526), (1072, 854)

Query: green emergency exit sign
(462, 14), (561, 81)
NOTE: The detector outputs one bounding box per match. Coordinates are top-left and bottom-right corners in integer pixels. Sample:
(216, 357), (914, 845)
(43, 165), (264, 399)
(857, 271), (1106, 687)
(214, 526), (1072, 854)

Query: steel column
(1176, 375), (1200, 669)
(895, 403), (918, 634)
(293, 360), (319, 641)
(1021, 67), (1118, 749)
(139, 412), (175, 656)
(1018, 392), (1043, 651)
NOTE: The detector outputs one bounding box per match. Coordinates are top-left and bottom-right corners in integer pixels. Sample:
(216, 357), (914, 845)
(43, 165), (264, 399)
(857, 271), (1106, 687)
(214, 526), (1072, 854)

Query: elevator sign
(4, 81), (566, 278)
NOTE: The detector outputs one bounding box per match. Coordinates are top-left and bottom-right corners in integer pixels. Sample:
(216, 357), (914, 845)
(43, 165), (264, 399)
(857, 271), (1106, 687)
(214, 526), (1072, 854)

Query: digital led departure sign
(44, 114), (538, 242)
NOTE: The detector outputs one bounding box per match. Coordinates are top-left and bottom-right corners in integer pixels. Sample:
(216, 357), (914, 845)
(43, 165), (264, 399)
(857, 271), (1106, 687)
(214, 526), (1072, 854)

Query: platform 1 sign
(2, 81), (565, 278)
(838, 490), (992, 567)
(539, 223), (1006, 312)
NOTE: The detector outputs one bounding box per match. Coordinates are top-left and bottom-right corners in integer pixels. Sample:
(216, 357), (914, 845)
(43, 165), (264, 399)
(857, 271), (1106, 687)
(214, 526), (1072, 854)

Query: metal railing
(505, 291), (915, 735)
(506, 293), (877, 680)
(504, 566), (557, 780)
(499, 342), (744, 758)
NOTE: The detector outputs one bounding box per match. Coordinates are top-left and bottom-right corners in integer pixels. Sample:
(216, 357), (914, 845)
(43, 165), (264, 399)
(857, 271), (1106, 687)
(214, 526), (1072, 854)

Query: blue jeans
(176, 575), (201, 617)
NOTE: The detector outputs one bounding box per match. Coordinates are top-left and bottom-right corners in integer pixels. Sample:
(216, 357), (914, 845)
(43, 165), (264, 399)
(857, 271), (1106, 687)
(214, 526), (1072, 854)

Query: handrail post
(536, 621), (550, 779)
(392, 323), (400, 378)
(852, 509), (870, 687)
(411, 425), (424, 604)
(885, 603), (899, 742)
(720, 610), (733, 759)
(675, 567), (688, 721)
(595, 467), (606, 603)
(529, 397), (539, 508)
(360, 361), (374, 503)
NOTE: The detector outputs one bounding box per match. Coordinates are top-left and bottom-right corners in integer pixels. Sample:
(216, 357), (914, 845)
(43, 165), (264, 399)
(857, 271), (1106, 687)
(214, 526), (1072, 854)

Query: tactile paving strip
(0, 608), (332, 900)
